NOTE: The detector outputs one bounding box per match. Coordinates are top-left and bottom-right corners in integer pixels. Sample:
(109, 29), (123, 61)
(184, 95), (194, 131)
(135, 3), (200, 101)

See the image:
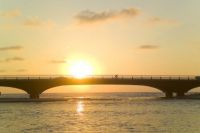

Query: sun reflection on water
(76, 101), (84, 114)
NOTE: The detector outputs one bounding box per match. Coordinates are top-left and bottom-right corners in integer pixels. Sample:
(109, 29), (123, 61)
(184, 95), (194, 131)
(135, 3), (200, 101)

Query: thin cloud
(0, 45), (23, 51)
(50, 60), (66, 64)
(139, 45), (159, 50)
(148, 17), (178, 26)
(0, 9), (21, 18)
(75, 7), (140, 24)
(0, 69), (6, 73)
(23, 17), (56, 28)
(5, 57), (24, 62)
(0, 24), (14, 30)
(24, 17), (43, 26)
(16, 69), (27, 72)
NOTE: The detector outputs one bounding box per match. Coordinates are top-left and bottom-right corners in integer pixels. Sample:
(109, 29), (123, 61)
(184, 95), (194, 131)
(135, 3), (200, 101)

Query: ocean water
(0, 92), (200, 133)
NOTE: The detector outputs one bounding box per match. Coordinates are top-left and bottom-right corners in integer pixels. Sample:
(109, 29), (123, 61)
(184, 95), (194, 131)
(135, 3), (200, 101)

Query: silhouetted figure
(115, 75), (118, 78)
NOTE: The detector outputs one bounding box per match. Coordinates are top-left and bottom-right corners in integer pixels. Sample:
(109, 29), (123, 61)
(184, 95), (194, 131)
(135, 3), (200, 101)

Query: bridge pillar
(165, 91), (173, 98)
(29, 93), (40, 99)
(176, 92), (185, 98)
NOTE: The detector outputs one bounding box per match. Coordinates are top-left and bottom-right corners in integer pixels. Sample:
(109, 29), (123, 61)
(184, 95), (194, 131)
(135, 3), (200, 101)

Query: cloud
(23, 17), (43, 26)
(75, 7), (140, 24)
(16, 69), (27, 72)
(23, 17), (56, 28)
(147, 17), (178, 26)
(0, 57), (25, 63)
(139, 45), (159, 50)
(0, 24), (15, 30)
(0, 9), (21, 18)
(50, 60), (66, 64)
(0, 69), (6, 73)
(5, 57), (24, 62)
(74, 7), (178, 28)
(0, 45), (23, 51)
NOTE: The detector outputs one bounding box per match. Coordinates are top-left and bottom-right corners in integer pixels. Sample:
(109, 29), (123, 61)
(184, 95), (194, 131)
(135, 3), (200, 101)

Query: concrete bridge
(0, 75), (200, 99)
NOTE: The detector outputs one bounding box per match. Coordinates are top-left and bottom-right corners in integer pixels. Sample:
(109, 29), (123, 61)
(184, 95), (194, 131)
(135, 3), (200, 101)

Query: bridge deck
(0, 75), (197, 80)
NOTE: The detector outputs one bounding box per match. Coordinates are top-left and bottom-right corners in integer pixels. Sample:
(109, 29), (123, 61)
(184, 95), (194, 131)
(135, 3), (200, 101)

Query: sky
(0, 0), (200, 93)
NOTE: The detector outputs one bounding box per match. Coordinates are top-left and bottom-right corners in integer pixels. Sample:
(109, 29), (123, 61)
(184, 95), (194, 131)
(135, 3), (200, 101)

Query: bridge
(0, 75), (200, 99)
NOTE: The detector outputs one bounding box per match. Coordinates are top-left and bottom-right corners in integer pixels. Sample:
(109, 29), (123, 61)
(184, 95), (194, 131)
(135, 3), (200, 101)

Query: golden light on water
(76, 101), (84, 114)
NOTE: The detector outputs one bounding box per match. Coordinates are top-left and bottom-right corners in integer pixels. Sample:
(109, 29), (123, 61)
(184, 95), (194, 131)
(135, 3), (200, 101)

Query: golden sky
(0, 0), (200, 93)
(1, 0), (200, 75)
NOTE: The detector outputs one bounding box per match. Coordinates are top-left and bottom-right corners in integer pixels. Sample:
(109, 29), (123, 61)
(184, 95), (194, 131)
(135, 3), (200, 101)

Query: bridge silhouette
(0, 75), (200, 99)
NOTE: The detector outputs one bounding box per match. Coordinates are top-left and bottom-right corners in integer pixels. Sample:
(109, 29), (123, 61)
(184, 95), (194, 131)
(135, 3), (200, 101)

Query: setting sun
(69, 60), (93, 78)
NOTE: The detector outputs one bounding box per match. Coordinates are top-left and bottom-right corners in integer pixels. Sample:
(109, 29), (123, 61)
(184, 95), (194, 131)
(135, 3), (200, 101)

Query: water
(0, 92), (200, 133)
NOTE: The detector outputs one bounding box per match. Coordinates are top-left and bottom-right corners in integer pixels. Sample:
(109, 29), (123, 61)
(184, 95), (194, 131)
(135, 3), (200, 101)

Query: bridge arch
(41, 84), (163, 94)
(0, 85), (27, 93)
(188, 86), (200, 92)
(0, 86), (28, 94)
(42, 85), (89, 93)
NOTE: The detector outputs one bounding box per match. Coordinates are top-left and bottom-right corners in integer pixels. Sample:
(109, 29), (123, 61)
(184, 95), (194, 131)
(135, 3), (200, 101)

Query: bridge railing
(0, 75), (197, 80)
(81, 75), (196, 80)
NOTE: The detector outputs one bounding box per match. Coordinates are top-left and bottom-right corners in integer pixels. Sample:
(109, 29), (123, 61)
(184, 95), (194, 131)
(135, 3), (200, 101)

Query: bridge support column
(176, 92), (185, 98)
(165, 92), (173, 98)
(29, 93), (40, 99)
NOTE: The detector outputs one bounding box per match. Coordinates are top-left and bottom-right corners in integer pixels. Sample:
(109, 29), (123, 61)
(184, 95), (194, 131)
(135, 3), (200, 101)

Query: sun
(68, 60), (93, 79)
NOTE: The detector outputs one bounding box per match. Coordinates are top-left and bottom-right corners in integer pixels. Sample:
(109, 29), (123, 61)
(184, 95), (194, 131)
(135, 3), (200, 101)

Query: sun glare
(76, 101), (84, 114)
(69, 60), (93, 78)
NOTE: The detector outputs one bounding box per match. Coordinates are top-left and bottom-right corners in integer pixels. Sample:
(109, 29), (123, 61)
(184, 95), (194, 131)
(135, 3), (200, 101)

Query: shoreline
(0, 96), (200, 103)
(0, 98), (70, 103)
